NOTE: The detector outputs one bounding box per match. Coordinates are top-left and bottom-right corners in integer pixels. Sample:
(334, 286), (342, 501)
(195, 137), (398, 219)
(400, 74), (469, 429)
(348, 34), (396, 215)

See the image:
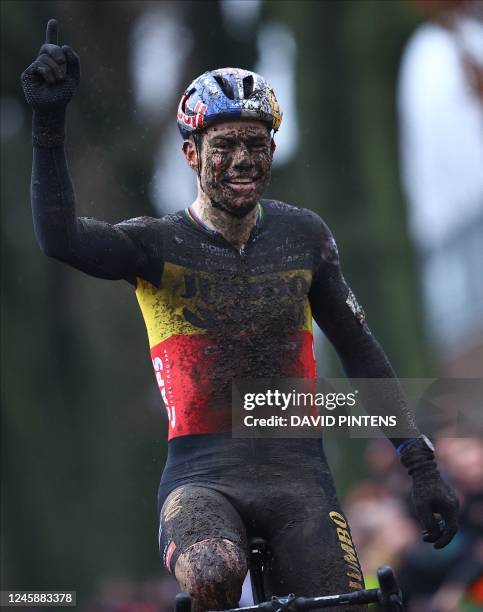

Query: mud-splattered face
(183, 119), (276, 217)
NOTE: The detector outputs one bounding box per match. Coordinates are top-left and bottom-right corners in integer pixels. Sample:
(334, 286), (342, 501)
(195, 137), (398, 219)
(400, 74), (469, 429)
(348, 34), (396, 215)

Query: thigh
(159, 484), (248, 574)
(264, 487), (366, 610)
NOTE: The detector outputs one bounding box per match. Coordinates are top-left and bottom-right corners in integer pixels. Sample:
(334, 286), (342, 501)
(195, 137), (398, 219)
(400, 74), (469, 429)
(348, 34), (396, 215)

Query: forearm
(311, 267), (419, 445)
(335, 324), (418, 444)
(31, 110), (76, 259)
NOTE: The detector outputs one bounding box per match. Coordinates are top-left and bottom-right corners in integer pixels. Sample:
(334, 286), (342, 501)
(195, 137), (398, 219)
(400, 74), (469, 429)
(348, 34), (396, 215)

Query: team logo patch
(346, 289), (365, 325)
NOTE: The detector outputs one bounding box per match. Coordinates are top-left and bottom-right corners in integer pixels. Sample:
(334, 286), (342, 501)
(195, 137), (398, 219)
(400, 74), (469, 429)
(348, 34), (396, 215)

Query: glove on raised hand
(400, 437), (459, 549)
(21, 19), (80, 146)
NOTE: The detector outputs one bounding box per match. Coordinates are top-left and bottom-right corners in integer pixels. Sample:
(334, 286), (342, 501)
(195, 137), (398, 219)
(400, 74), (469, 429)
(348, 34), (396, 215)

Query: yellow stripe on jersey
(136, 261), (313, 348)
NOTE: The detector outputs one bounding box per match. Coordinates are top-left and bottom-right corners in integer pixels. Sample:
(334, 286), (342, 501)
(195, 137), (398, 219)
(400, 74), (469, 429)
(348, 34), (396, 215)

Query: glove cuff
(400, 437), (438, 477)
(32, 110), (66, 148)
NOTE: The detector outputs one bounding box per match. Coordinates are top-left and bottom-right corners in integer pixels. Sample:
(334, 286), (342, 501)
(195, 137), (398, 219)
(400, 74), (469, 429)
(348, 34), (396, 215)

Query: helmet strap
(193, 133), (204, 190)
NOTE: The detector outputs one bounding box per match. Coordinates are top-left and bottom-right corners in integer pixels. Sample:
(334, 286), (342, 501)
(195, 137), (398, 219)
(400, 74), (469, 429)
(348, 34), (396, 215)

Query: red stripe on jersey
(151, 331), (316, 440)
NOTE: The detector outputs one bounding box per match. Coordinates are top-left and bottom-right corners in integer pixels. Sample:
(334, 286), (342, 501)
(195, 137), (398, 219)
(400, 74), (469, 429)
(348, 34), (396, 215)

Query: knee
(175, 538), (247, 611)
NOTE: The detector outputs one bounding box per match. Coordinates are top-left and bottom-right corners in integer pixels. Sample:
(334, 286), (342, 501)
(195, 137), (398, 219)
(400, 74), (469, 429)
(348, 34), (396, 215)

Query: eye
(249, 140), (270, 150)
(210, 140), (233, 151)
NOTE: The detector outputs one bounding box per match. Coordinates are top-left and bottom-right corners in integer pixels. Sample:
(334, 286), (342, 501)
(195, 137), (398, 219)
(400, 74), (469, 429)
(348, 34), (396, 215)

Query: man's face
(184, 119), (276, 216)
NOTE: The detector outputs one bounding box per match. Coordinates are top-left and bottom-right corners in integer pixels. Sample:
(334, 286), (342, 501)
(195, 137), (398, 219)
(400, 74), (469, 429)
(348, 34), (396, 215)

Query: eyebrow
(209, 134), (270, 145)
(209, 136), (236, 144)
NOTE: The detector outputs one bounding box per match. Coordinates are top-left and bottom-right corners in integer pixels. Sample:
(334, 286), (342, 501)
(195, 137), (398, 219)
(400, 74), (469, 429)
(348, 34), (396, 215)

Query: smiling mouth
(224, 177), (259, 192)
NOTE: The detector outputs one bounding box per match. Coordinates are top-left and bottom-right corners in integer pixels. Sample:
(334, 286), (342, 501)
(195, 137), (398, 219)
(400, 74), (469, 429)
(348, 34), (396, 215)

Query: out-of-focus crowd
(347, 437), (483, 612)
(82, 437), (483, 612)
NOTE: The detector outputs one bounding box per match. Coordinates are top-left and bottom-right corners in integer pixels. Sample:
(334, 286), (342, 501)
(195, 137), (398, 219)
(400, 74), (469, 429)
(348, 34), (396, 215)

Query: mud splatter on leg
(175, 538), (247, 612)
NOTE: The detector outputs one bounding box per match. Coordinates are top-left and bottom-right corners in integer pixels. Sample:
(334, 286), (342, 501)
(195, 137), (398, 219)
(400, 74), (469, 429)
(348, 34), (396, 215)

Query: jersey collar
(184, 202), (264, 237)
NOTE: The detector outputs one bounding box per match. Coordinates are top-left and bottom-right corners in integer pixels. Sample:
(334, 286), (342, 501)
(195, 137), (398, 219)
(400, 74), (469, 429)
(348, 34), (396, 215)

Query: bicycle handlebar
(221, 587), (382, 611)
(176, 565), (404, 612)
(219, 582), (402, 612)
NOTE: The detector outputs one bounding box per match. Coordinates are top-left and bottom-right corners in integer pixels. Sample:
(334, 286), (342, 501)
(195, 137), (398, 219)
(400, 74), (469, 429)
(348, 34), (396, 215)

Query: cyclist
(21, 19), (459, 612)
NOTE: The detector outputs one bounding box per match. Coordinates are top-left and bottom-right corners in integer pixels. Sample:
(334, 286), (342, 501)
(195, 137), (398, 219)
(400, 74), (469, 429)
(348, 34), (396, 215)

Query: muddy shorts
(157, 434), (366, 604)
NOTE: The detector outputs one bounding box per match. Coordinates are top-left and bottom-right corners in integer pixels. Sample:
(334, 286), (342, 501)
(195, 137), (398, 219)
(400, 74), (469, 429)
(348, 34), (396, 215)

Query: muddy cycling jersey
(31, 143), (416, 446)
(125, 200), (322, 439)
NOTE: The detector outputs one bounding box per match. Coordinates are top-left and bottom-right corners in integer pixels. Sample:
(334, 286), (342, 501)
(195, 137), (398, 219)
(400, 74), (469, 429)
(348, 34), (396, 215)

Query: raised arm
(21, 19), (152, 284)
(308, 214), (459, 549)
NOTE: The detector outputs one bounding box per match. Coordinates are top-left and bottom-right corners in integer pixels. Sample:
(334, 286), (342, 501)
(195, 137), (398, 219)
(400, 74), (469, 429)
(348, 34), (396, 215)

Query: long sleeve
(30, 111), (157, 285)
(308, 215), (419, 445)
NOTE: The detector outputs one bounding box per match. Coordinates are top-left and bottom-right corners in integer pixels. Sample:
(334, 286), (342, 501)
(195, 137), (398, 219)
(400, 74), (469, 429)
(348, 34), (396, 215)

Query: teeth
(229, 178), (253, 183)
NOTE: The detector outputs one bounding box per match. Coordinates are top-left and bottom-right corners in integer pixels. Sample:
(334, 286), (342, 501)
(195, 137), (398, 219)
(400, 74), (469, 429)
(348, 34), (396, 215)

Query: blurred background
(1, 0), (482, 610)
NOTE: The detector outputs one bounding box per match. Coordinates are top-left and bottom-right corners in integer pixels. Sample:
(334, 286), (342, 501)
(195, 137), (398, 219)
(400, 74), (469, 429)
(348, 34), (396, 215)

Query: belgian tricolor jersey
(116, 200), (334, 440)
(32, 135), (413, 445)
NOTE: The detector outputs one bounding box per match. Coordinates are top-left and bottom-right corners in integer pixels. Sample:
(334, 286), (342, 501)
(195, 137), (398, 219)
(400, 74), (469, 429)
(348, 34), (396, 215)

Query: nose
(232, 142), (252, 170)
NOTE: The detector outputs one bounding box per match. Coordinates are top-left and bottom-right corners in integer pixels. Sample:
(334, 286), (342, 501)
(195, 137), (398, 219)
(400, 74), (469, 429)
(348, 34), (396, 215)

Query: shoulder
(261, 198), (315, 220)
(113, 214), (186, 266)
(262, 200), (340, 267)
(114, 212), (184, 237)
(262, 198), (324, 225)
(262, 199), (336, 241)
(115, 215), (159, 231)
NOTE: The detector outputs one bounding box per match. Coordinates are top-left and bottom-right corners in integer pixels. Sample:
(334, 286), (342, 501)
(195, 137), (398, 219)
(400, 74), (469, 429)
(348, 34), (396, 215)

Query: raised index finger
(45, 19), (58, 45)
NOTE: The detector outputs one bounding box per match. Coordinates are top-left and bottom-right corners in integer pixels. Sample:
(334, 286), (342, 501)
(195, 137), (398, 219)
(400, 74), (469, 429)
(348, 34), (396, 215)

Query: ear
(270, 137), (276, 159)
(182, 139), (198, 172)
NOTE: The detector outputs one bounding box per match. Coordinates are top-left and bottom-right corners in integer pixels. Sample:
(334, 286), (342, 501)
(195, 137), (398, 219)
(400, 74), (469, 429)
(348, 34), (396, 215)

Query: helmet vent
(242, 75), (254, 98)
(214, 75), (236, 100)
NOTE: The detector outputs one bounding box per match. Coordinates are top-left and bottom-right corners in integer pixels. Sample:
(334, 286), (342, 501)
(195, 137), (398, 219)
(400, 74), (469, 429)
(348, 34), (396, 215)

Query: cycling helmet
(177, 67), (282, 139)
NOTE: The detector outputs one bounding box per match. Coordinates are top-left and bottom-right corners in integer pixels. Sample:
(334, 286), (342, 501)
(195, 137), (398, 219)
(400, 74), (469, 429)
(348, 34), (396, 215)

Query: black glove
(20, 19), (80, 146)
(400, 437), (459, 549)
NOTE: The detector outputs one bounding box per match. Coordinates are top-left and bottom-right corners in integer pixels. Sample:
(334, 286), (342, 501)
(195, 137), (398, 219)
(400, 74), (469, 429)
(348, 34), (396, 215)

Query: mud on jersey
(119, 201), (324, 440)
(31, 125), (419, 450)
